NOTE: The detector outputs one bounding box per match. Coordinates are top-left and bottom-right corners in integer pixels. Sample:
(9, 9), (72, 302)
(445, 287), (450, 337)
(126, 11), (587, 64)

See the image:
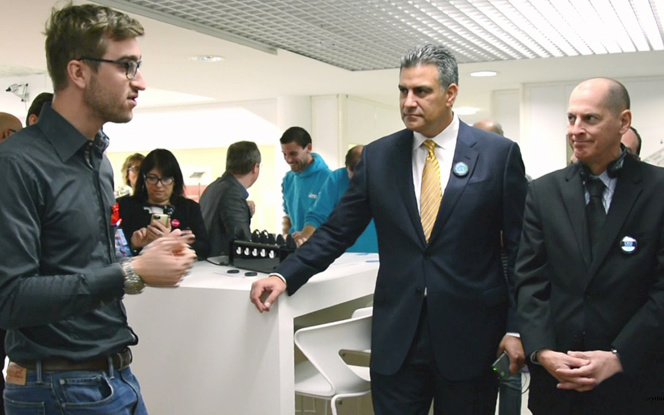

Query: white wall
(312, 94), (404, 168)
(312, 95), (343, 168)
(104, 99), (281, 151)
(0, 73), (51, 126)
(520, 82), (575, 179)
(345, 95), (404, 145)
(491, 89), (521, 144)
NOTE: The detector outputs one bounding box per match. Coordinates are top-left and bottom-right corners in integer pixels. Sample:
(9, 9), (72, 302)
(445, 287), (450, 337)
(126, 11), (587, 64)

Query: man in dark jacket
(200, 141), (261, 256)
(516, 77), (664, 414)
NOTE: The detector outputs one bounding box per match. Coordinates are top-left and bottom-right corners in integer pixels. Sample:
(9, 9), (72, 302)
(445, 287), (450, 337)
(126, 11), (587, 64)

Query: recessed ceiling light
(470, 70), (497, 77)
(191, 55), (225, 63)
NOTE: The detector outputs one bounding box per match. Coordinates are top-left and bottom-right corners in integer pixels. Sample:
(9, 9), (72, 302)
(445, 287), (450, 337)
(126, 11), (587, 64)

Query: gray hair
(226, 141), (261, 175)
(400, 44), (459, 90)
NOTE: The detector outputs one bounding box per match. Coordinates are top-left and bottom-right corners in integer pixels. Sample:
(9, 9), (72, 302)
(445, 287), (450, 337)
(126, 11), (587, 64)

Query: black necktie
(585, 178), (606, 258)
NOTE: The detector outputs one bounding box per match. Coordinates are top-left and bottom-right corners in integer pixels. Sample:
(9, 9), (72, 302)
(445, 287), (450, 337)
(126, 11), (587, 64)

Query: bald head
(0, 112), (22, 142)
(567, 77), (632, 174)
(573, 78), (630, 116)
(473, 119), (504, 136)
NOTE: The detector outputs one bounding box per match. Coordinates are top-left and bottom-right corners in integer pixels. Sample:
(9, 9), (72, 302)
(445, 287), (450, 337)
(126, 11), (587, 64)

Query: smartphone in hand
(152, 213), (169, 226)
(492, 352), (510, 380)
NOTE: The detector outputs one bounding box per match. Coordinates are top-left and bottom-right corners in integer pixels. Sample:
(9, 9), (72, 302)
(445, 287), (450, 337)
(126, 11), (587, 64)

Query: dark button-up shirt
(0, 103), (135, 362)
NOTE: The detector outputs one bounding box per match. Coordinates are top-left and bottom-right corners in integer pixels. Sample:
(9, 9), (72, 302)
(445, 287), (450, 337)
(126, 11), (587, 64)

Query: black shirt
(0, 103), (135, 362)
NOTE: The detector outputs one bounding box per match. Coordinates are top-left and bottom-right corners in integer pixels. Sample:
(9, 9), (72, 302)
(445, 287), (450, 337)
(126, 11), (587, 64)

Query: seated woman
(118, 148), (210, 259)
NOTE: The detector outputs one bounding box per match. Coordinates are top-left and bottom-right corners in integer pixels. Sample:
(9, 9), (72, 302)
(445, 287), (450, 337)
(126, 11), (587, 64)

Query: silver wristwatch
(120, 259), (145, 295)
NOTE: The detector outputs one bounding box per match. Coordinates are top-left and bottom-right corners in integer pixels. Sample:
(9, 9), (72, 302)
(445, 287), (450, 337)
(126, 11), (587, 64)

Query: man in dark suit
(515, 77), (664, 414)
(251, 44), (528, 414)
(199, 141), (261, 256)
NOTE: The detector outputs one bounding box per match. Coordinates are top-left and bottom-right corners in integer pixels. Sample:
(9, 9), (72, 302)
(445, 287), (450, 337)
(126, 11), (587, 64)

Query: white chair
(294, 313), (372, 415)
(351, 306), (373, 318)
(347, 306), (373, 380)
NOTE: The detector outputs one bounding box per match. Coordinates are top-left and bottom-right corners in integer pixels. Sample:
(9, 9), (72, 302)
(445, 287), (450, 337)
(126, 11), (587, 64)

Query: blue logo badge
(453, 162), (469, 177)
(620, 236), (637, 254)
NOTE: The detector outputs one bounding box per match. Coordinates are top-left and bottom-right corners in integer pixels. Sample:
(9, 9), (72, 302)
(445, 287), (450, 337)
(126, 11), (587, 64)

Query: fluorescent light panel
(96, 0), (664, 71)
(470, 71), (497, 77)
(632, 0), (664, 50)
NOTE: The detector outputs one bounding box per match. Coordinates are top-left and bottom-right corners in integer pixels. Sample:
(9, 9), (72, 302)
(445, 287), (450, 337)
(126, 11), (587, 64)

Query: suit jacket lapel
(563, 165), (592, 269)
(587, 157), (643, 279)
(392, 131), (423, 243)
(429, 123), (478, 243)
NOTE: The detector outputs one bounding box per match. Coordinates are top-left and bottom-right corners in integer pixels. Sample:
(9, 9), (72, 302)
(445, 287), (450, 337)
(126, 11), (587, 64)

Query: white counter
(123, 253), (379, 415)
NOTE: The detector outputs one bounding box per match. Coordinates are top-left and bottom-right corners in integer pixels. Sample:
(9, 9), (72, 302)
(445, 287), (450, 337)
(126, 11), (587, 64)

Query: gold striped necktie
(420, 140), (442, 242)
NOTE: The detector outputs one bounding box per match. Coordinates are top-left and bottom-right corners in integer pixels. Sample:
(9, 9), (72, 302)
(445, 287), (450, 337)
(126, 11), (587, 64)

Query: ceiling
(2, 0), (664, 118)
(98, 0), (664, 70)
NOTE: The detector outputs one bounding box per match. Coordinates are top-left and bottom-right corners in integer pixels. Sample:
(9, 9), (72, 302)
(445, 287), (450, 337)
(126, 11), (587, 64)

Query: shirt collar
(411, 113), (459, 151)
(37, 103), (109, 163)
(588, 170), (613, 189)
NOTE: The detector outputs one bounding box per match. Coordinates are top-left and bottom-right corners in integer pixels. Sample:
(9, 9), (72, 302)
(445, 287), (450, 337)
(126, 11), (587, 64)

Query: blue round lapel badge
(620, 236), (637, 254)
(453, 162), (469, 177)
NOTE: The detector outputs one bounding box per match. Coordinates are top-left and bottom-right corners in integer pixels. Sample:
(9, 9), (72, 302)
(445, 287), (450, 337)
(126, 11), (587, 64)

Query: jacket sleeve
(514, 181), (557, 358)
(186, 199), (211, 259)
(502, 142), (529, 333)
(611, 209), (664, 374)
(219, 185), (252, 242)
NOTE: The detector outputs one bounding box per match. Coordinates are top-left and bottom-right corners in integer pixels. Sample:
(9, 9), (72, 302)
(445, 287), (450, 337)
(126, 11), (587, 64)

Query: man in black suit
(199, 141), (261, 256)
(515, 77), (664, 414)
(250, 44), (528, 414)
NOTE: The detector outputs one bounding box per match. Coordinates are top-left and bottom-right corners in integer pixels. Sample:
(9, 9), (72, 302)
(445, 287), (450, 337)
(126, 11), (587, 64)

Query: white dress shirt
(411, 114), (459, 210)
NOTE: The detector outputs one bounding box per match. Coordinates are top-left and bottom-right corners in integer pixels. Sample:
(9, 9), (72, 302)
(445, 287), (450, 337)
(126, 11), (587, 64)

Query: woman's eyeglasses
(144, 175), (174, 186)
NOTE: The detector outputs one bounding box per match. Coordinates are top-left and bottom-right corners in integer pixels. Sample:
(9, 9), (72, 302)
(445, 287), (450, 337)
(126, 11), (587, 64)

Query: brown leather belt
(13, 348), (132, 372)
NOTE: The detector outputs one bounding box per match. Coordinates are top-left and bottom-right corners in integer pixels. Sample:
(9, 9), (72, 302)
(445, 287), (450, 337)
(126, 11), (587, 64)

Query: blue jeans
(4, 365), (147, 415)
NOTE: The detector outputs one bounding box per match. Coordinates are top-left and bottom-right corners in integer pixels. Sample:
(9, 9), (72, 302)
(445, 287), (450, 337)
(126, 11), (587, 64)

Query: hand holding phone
(492, 352), (511, 380)
(152, 213), (169, 227)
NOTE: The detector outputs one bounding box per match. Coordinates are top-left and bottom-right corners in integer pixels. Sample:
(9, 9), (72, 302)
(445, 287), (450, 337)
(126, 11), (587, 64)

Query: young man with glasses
(0, 4), (197, 414)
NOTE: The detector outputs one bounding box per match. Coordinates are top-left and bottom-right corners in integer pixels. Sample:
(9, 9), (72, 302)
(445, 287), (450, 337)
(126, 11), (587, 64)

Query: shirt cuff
(530, 350), (542, 365)
(506, 332), (520, 338)
(270, 273), (287, 286)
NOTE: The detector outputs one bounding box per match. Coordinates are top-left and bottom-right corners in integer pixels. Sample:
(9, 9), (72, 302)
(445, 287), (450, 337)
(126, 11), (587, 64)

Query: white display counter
(123, 253), (379, 415)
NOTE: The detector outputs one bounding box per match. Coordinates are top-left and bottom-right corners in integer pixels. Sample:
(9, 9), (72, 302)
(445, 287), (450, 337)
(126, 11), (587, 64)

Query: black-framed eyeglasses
(78, 57), (142, 80)
(127, 166), (139, 173)
(144, 174), (174, 186)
